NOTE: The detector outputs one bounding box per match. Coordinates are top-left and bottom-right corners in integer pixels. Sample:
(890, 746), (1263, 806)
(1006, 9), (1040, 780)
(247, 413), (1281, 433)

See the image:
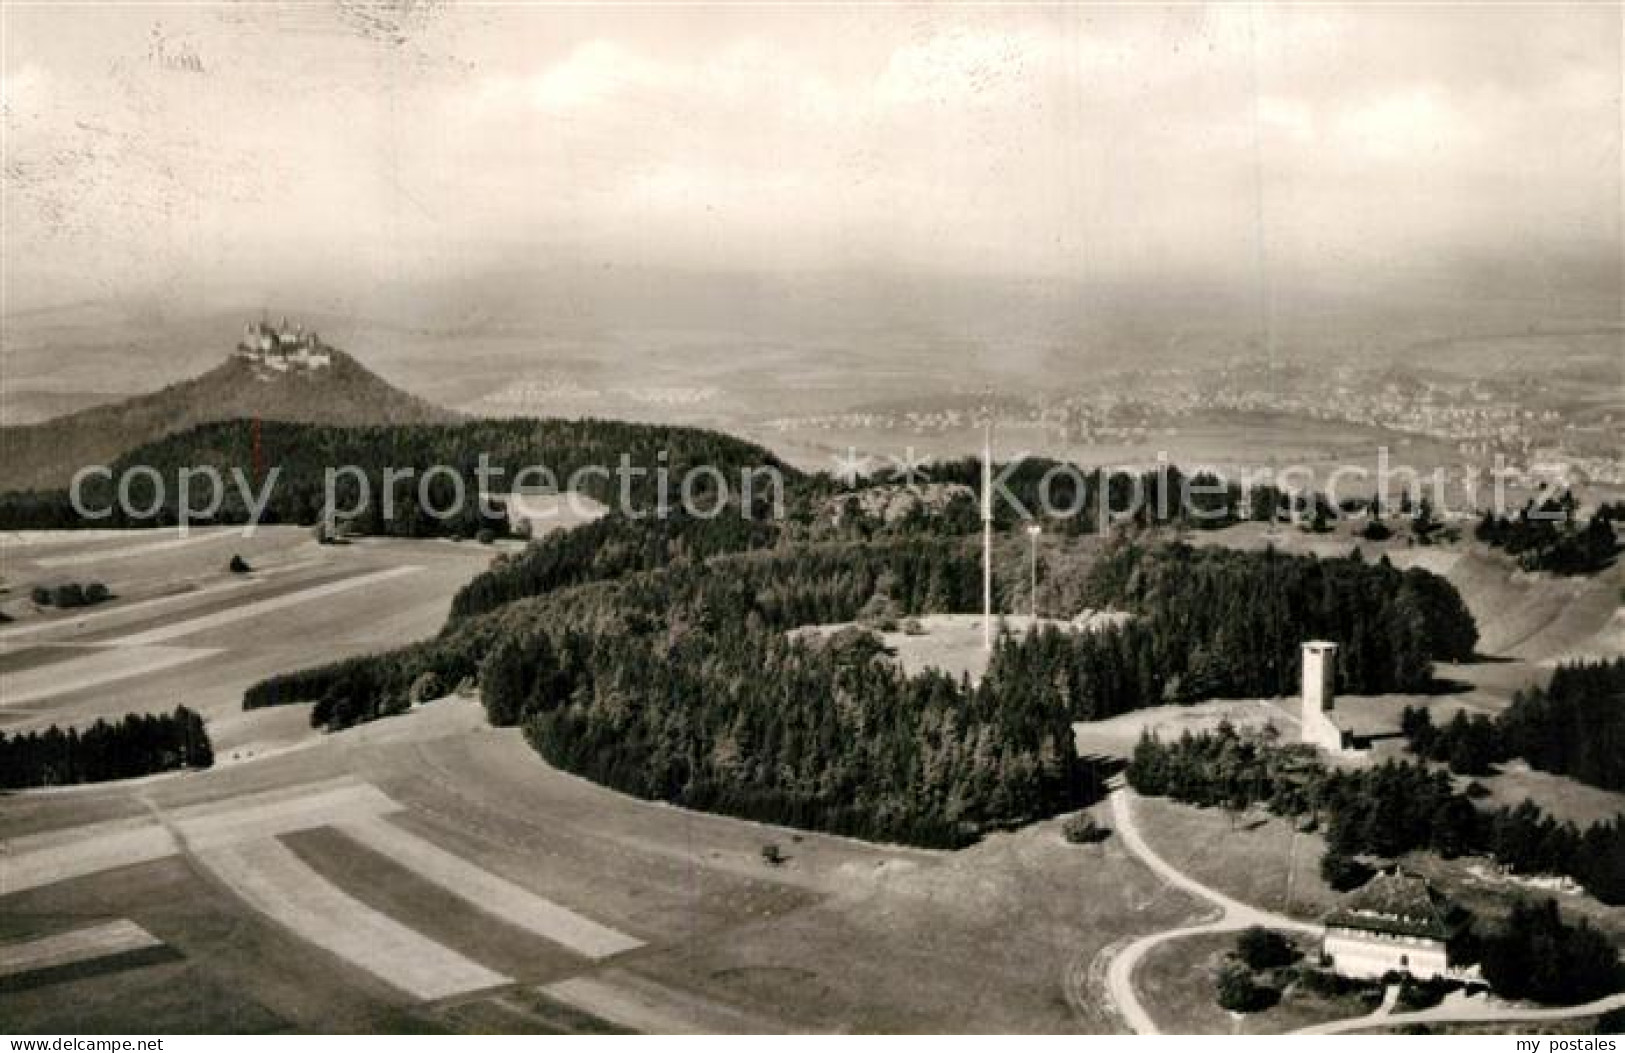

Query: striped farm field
(197, 838), (509, 1001)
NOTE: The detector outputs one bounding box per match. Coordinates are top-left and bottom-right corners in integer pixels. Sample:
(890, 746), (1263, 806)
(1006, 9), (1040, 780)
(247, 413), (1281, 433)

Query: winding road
(1100, 788), (1322, 1034)
(1099, 786), (1624, 1036)
(1295, 991), (1625, 1035)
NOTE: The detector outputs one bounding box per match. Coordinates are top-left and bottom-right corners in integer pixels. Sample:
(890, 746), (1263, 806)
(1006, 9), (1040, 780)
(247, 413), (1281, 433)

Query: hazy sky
(3, 2), (1620, 314)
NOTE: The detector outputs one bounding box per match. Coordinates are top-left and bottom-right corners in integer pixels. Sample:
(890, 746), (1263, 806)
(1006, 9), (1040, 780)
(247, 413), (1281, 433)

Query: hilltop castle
(236, 315), (332, 371)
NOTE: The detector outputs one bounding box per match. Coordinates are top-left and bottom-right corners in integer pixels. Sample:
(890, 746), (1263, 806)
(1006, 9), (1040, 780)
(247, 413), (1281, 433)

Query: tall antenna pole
(982, 408), (994, 651)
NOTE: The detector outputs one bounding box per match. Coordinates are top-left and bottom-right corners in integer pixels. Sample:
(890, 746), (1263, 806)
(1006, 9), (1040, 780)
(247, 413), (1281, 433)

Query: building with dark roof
(1322, 870), (1466, 980)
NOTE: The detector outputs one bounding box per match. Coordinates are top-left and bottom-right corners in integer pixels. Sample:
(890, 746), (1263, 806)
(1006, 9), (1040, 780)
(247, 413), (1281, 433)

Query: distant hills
(0, 349), (457, 491)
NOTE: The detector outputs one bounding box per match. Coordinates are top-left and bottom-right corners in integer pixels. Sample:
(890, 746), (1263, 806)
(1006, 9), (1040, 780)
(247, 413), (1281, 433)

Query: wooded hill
(0, 417), (798, 538)
(0, 351), (456, 492)
(243, 536), (1476, 847)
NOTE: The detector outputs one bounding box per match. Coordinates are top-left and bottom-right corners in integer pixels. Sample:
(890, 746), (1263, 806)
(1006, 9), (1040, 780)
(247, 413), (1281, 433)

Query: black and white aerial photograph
(1, 1), (1622, 1040)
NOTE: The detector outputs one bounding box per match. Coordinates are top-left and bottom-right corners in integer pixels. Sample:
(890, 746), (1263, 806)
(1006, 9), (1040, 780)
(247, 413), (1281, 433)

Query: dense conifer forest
(242, 529), (1476, 847)
(1501, 658), (1625, 791)
(1069, 543), (1476, 699)
(0, 706), (213, 789)
(0, 417), (799, 535)
(448, 513), (784, 620)
(1478, 897), (1622, 1005)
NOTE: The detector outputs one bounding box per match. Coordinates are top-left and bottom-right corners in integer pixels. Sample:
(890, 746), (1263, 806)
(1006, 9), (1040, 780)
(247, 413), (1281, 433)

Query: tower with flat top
(1301, 641), (1347, 752)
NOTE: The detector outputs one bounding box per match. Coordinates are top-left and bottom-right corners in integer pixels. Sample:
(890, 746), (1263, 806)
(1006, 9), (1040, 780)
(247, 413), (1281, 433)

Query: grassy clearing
(1072, 698), (1295, 760)
(505, 491), (609, 537)
(1471, 760), (1625, 828)
(1129, 795), (1339, 921)
(797, 613), (1101, 684)
(600, 810), (1209, 1033)
(1136, 931), (1372, 1035)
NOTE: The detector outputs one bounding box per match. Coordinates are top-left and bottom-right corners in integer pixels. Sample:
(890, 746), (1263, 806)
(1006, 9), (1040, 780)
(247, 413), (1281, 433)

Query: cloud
(1, 2), (1618, 312)
(0, 62), (48, 117)
(478, 40), (662, 111)
(1335, 87), (1464, 160)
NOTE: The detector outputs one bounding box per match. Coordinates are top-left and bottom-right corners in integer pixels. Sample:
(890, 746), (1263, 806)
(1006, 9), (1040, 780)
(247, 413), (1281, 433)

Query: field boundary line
(0, 919), (162, 978)
(110, 565), (421, 646)
(335, 815), (644, 959)
(196, 836), (511, 1001)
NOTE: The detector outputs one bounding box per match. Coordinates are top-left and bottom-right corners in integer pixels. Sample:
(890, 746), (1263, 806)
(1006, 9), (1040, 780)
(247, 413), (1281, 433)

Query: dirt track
(1099, 788), (1323, 1035)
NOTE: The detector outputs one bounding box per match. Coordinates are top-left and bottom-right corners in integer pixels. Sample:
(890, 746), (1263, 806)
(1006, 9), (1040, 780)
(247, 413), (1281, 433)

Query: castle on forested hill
(236, 315), (332, 371)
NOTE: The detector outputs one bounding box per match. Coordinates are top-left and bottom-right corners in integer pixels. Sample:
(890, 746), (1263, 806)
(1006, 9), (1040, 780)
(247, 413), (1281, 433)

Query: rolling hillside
(1411, 549), (1624, 663)
(0, 351), (458, 491)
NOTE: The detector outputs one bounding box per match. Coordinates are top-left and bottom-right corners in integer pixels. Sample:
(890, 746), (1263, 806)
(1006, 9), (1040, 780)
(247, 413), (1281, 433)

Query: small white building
(1322, 871), (1463, 980)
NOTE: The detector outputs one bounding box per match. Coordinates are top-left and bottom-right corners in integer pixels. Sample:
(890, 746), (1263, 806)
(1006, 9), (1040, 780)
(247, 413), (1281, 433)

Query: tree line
(0, 706), (213, 789)
(1475, 492), (1618, 575)
(1401, 658), (1625, 791)
(0, 417), (799, 536)
(1126, 723), (1625, 904)
(1477, 897), (1621, 1005)
(241, 534), (1478, 848)
(1057, 542), (1476, 702)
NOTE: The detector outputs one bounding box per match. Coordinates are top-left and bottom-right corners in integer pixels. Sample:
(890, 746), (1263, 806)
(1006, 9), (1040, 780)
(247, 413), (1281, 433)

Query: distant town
(764, 357), (1624, 487)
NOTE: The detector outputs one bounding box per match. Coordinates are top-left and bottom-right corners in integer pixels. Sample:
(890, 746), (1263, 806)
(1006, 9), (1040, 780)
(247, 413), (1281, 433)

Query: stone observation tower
(1300, 641), (1348, 752)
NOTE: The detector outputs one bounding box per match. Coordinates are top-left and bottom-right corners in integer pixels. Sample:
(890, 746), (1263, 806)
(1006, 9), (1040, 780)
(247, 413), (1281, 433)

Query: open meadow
(3, 513), (1619, 1034)
(2, 525), (1208, 1033)
(1, 526), (501, 757)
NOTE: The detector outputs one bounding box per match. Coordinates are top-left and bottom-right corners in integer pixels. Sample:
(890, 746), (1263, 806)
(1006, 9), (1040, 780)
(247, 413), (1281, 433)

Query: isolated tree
(1320, 850), (1373, 892)
(1062, 812), (1106, 844)
(1216, 962), (1275, 1013)
(1235, 927), (1296, 971)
